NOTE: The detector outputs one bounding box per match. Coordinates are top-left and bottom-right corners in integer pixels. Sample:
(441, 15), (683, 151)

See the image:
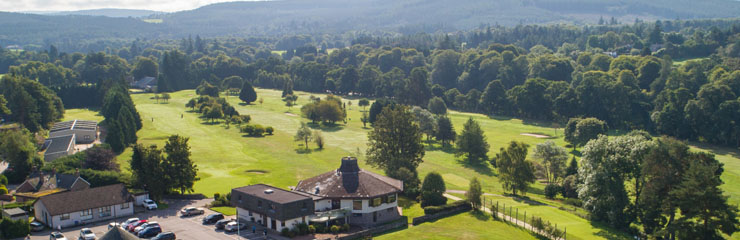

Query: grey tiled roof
(45, 134), (75, 154)
(50, 120), (97, 132)
(293, 158), (402, 199)
(38, 184), (132, 216)
(232, 184), (311, 204)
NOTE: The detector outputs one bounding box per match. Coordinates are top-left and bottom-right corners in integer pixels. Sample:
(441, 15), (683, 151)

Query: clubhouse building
(232, 157), (402, 231)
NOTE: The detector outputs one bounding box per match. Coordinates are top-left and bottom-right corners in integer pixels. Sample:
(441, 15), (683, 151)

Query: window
(60, 213), (70, 220)
(257, 200), (262, 208)
(80, 209), (93, 220)
(269, 204), (275, 211)
(387, 194), (397, 203)
(387, 207), (394, 212)
(371, 197), (382, 207)
(238, 195), (242, 203)
(352, 213), (362, 217)
(353, 200), (362, 210)
(121, 202), (130, 209)
(281, 221), (285, 227)
(99, 206), (111, 217)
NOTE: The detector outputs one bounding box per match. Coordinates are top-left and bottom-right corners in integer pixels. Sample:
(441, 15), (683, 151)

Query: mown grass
(210, 206), (237, 216)
(375, 211), (540, 240)
(63, 87), (740, 239)
(62, 108), (104, 122)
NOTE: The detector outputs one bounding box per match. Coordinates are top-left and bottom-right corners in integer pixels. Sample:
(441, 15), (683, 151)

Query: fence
(483, 197), (569, 240)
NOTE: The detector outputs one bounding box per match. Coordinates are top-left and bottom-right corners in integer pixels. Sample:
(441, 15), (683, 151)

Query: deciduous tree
(494, 141), (535, 195)
(421, 172), (447, 207)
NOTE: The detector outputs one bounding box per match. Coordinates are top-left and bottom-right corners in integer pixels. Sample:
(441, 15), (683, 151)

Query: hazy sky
(1, 0), (247, 12)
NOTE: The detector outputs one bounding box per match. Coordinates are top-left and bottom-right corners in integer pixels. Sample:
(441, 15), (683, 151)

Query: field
(376, 211), (539, 240)
(62, 88), (740, 239)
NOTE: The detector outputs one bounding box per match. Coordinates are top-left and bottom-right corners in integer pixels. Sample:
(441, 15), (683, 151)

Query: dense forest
(4, 18), (738, 148)
(2, 0), (740, 51)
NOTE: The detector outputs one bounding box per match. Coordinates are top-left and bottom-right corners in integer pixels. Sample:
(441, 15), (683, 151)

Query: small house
(14, 171), (90, 202)
(34, 184), (134, 228)
(49, 120), (98, 143)
(43, 134), (76, 162)
(2, 208), (28, 221)
(131, 76), (157, 92)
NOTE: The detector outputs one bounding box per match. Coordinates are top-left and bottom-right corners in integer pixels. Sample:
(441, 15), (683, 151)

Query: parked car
(135, 222), (160, 234)
(137, 226), (162, 238)
(78, 228), (96, 240)
(127, 219), (148, 232)
(143, 199), (158, 210)
(215, 219), (235, 230)
(120, 218), (139, 229)
(107, 222), (120, 230)
(180, 207), (205, 216)
(151, 231), (176, 240)
(202, 213), (224, 224)
(50, 231), (67, 240)
(30, 221), (45, 232)
(224, 222), (247, 232)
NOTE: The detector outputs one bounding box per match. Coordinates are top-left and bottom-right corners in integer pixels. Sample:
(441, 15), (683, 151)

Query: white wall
(314, 199), (332, 211)
(38, 202), (134, 228)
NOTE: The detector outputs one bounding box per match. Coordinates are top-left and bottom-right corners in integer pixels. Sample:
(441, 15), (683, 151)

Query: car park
(143, 199), (158, 210)
(127, 219), (148, 232)
(151, 231), (176, 240)
(137, 226), (162, 238)
(214, 219), (235, 230)
(50, 231), (67, 240)
(31, 221), (45, 232)
(224, 222), (247, 232)
(135, 222), (160, 234)
(78, 228), (96, 240)
(180, 207), (205, 216)
(202, 213), (224, 224)
(120, 218), (139, 229)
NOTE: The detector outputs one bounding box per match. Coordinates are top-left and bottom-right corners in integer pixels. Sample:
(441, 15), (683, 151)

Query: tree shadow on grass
(424, 142), (456, 154)
(306, 122), (344, 132)
(487, 114), (513, 121)
(689, 141), (740, 159)
(457, 159), (495, 176)
(504, 194), (547, 206)
(241, 134), (265, 138)
(238, 102), (252, 106)
(591, 221), (631, 239)
(201, 121), (221, 125)
(471, 210), (490, 221)
(295, 147), (313, 154)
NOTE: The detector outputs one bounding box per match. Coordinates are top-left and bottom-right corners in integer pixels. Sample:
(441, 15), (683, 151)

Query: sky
(0, 0), (249, 12)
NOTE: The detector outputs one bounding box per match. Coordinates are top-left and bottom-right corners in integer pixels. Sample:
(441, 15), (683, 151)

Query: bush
(241, 124), (266, 137)
(423, 200), (469, 215)
(297, 223), (309, 235)
(544, 184), (561, 199)
(265, 126), (274, 135)
(281, 228), (290, 237)
(313, 224), (324, 233)
(0, 175), (7, 185)
(563, 198), (582, 207)
(330, 225), (340, 234)
(308, 225), (316, 234)
(0, 217), (30, 239)
(341, 223), (350, 232)
(0, 185), (7, 195)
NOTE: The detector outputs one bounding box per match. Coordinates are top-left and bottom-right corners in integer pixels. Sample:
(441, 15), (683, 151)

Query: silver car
(78, 228), (96, 240)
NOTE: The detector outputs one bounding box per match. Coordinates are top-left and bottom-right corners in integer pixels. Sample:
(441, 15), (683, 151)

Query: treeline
(0, 75), (63, 132)
(102, 86), (142, 153)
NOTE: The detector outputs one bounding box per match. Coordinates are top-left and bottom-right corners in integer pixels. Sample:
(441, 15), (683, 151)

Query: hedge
(423, 200), (469, 215)
(0, 216), (30, 239)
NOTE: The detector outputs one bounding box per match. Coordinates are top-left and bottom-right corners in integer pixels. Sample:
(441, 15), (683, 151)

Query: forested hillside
(1, 0), (740, 51)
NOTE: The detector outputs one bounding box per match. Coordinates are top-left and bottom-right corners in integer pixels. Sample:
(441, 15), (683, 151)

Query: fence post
(516, 208), (518, 225)
(524, 211), (526, 228)
(564, 227), (566, 240)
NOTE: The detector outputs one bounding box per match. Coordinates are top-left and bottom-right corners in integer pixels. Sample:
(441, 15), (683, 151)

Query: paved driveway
(26, 198), (277, 240)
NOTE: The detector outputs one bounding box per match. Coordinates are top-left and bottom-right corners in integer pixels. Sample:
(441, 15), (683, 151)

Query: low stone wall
(411, 204), (471, 225)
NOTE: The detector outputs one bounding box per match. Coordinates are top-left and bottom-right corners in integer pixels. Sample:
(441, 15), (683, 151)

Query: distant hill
(2, 0), (740, 48)
(44, 8), (163, 18)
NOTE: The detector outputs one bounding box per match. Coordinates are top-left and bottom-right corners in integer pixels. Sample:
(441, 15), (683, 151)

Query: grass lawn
(375, 211), (540, 240)
(62, 87), (740, 240)
(62, 108), (104, 122)
(210, 206), (236, 216)
(398, 196), (424, 223)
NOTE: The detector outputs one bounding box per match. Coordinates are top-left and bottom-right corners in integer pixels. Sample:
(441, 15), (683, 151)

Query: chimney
(75, 168), (80, 177)
(339, 156), (360, 173)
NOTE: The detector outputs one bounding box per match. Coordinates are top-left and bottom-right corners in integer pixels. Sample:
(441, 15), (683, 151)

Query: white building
(34, 184), (134, 228)
(49, 120), (98, 144)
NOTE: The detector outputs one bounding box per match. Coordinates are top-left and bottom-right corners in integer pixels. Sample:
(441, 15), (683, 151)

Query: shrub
(265, 126), (274, 135)
(297, 223), (309, 235)
(330, 225), (340, 234)
(0, 175), (7, 185)
(313, 224), (324, 233)
(544, 184), (561, 199)
(308, 225), (316, 234)
(0, 185), (7, 195)
(563, 198), (582, 207)
(281, 228), (290, 237)
(241, 124), (266, 137)
(423, 200), (469, 215)
(341, 223), (350, 232)
(0, 217), (29, 239)
(289, 229), (298, 237)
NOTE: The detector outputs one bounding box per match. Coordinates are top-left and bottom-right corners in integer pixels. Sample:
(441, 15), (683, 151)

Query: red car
(128, 219), (148, 232)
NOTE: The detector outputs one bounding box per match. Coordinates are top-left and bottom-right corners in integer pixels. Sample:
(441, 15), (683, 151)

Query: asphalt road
(26, 198), (277, 240)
